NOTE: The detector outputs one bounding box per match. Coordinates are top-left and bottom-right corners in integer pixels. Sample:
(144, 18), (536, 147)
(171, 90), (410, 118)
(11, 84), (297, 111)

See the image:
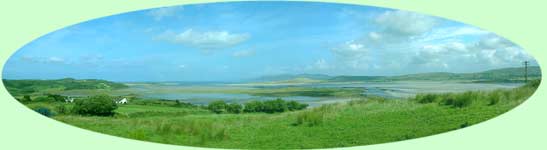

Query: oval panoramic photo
(2, 1), (541, 149)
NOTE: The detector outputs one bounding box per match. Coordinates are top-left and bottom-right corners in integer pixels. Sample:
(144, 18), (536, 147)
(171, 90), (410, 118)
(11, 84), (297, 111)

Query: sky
(2, 1), (537, 82)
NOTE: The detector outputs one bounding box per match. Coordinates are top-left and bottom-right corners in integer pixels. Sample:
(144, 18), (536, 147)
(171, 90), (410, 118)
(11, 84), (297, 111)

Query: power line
(524, 61), (529, 83)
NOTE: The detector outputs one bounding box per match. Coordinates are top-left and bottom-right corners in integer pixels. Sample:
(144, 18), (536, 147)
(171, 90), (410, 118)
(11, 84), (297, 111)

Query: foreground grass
(47, 80), (539, 149)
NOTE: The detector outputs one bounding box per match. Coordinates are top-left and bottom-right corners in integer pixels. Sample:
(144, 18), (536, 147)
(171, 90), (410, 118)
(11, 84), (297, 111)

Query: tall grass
(412, 80), (539, 108)
(50, 80), (539, 149)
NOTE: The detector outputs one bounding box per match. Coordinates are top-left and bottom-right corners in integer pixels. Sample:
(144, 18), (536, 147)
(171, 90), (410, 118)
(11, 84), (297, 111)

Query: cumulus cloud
(419, 27), (489, 42)
(232, 49), (256, 57)
(325, 9), (534, 74)
(157, 29), (250, 52)
(325, 10), (441, 72)
(147, 6), (182, 21)
(330, 40), (372, 70)
(375, 10), (439, 38)
(411, 34), (532, 71)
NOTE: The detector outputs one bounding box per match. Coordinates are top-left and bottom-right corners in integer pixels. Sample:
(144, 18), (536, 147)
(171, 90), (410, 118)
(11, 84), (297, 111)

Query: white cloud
(306, 58), (330, 71)
(232, 49), (256, 57)
(419, 27), (490, 42)
(326, 9), (532, 74)
(20, 56), (67, 64)
(147, 7), (182, 21)
(368, 32), (382, 41)
(475, 35), (515, 49)
(411, 34), (532, 71)
(330, 40), (372, 70)
(375, 10), (438, 37)
(47, 57), (65, 63)
(157, 29), (250, 52)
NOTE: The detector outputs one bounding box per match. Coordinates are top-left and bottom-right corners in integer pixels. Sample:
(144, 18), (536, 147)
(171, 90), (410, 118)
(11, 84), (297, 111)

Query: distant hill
(329, 66), (541, 82)
(3, 78), (128, 96)
(254, 74), (332, 82)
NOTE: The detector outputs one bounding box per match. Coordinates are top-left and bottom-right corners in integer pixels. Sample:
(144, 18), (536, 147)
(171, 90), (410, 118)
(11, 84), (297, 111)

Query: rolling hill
(253, 74), (332, 82)
(259, 66), (541, 83)
(331, 66), (541, 82)
(3, 78), (128, 96)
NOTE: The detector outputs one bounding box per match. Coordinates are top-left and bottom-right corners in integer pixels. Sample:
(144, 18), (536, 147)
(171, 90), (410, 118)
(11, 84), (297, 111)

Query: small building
(116, 98), (128, 104)
(64, 97), (74, 103)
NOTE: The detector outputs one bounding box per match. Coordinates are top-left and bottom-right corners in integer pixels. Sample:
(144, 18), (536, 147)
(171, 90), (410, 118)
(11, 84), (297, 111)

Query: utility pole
(524, 61), (529, 83)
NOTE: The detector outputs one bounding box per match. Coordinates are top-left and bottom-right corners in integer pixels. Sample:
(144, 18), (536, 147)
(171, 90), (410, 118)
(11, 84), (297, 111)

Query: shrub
(47, 94), (66, 102)
(460, 122), (470, 128)
(17, 95), (32, 103)
(525, 79), (541, 88)
(487, 91), (501, 106)
(243, 100), (264, 113)
(72, 94), (117, 116)
(415, 94), (437, 104)
(438, 92), (475, 108)
(55, 104), (69, 115)
(207, 100), (227, 114)
(34, 107), (54, 117)
(441, 95), (456, 106)
(174, 100), (181, 106)
(226, 103), (242, 114)
(454, 92), (474, 108)
(294, 111), (324, 127)
(33, 96), (55, 102)
(263, 98), (288, 113)
(287, 100), (308, 111)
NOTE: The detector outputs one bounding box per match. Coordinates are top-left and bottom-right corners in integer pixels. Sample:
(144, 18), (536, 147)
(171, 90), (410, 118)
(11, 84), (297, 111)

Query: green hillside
(254, 74), (332, 82)
(329, 66), (541, 82)
(3, 78), (128, 96)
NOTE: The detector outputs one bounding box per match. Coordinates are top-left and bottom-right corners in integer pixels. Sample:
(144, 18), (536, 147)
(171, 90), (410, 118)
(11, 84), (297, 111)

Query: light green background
(0, 0), (545, 149)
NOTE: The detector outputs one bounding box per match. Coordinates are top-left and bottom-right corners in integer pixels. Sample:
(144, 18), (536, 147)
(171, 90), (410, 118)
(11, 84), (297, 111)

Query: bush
(207, 100), (227, 114)
(439, 92), (474, 108)
(243, 100), (264, 113)
(33, 96), (56, 102)
(47, 94), (66, 102)
(55, 104), (69, 115)
(294, 111), (324, 127)
(263, 98), (288, 113)
(415, 94), (437, 104)
(487, 91), (501, 106)
(17, 95), (32, 103)
(441, 95), (456, 106)
(226, 103), (242, 114)
(454, 92), (474, 108)
(287, 100), (308, 111)
(72, 94), (117, 116)
(34, 107), (54, 117)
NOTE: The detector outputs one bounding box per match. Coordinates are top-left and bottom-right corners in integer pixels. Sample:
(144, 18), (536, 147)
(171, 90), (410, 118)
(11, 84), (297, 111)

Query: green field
(14, 79), (539, 149)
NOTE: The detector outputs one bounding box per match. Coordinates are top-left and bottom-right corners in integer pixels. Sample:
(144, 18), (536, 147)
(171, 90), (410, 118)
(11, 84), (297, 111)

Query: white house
(116, 98), (128, 104)
(64, 97), (74, 103)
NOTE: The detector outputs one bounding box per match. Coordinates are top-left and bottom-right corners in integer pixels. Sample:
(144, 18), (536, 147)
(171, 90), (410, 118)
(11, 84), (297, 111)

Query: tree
(208, 100), (227, 114)
(23, 95), (32, 102)
(243, 100), (264, 113)
(287, 101), (308, 111)
(47, 94), (66, 102)
(226, 103), (242, 114)
(33, 96), (55, 102)
(72, 94), (117, 116)
(263, 98), (288, 113)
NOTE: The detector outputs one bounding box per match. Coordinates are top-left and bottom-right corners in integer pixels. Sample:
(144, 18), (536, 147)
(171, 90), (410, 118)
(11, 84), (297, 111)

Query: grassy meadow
(12, 79), (540, 149)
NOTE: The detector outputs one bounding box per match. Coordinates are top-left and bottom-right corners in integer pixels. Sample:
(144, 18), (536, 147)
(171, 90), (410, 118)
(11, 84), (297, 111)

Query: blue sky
(3, 1), (536, 82)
